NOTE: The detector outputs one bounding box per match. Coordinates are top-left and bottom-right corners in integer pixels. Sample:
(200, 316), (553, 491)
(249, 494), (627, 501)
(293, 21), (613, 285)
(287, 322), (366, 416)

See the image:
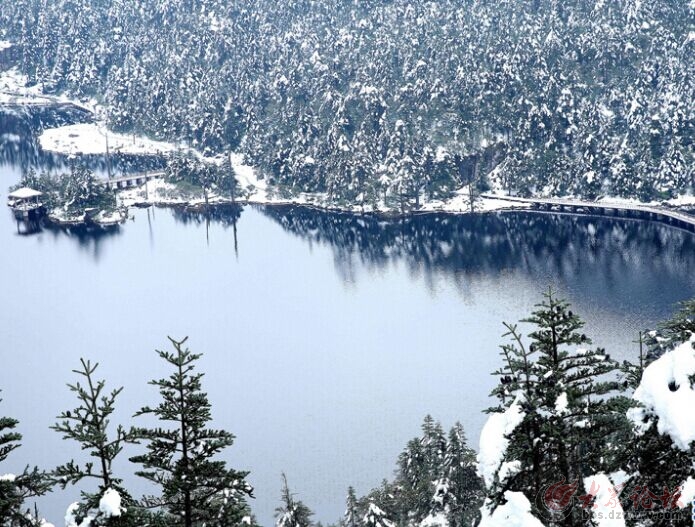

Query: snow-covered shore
(33, 124), (530, 215)
(34, 122), (695, 217)
(3, 74), (693, 218)
(116, 160), (534, 216)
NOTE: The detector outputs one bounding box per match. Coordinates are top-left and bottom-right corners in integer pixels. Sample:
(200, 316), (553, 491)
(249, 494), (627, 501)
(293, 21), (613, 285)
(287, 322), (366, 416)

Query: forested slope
(1, 0), (693, 206)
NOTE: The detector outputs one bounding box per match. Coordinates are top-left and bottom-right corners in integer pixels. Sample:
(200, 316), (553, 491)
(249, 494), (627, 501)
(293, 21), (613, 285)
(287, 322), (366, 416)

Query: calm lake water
(2, 161), (695, 525)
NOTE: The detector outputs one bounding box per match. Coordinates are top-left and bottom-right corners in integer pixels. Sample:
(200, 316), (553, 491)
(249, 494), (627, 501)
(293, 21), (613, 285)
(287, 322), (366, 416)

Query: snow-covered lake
(2, 162), (695, 526)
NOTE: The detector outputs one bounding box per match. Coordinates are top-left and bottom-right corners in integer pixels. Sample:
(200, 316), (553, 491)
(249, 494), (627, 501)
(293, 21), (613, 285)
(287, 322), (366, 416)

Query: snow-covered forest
(1, 0), (693, 207)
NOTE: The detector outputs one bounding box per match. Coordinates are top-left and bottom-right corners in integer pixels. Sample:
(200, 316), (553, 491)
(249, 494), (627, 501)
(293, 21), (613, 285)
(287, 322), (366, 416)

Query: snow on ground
(680, 477), (695, 509)
(597, 194), (695, 209)
(583, 473), (626, 527)
(478, 492), (546, 527)
(6, 62), (691, 216)
(231, 152), (268, 200)
(94, 209), (126, 225)
(0, 40), (13, 51)
(628, 337), (695, 450)
(420, 187), (532, 214)
(419, 512), (449, 527)
(0, 67), (38, 103)
(117, 178), (185, 207)
(477, 393), (526, 488)
(39, 123), (179, 157)
(666, 194), (695, 207)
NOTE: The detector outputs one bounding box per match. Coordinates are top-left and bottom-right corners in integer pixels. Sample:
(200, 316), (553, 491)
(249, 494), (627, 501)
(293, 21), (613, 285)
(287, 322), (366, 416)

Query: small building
(7, 187), (45, 218)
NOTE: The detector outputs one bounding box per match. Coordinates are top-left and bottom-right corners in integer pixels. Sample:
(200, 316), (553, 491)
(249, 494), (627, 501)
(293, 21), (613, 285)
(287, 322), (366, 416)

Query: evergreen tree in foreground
(52, 359), (139, 526)
(131, 337), (254, 527)
(275, 473), (313, 527)
(483, 288), (628, 526)
(0, 393), (50, 527)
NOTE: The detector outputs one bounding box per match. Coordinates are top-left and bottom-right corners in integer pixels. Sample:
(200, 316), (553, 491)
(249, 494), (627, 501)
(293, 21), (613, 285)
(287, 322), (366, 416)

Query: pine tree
(482, 288), (627, 526)
(393, 416), (449, 523)
(343, 487), (360, 527)
(0, 392), (51, 527)
(440, 423), (483, 527)
(130, 336), (254, 527)
(51, 359), (138, 526)
(275, 473), (313, 527)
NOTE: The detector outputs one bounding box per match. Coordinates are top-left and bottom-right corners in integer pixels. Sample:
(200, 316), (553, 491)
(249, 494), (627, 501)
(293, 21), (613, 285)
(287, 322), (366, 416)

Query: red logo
(543, 478), (579, 512)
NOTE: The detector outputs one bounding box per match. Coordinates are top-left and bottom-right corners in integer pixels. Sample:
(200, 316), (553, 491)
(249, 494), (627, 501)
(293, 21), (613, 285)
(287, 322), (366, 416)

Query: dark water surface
(2, 163), (695, 525)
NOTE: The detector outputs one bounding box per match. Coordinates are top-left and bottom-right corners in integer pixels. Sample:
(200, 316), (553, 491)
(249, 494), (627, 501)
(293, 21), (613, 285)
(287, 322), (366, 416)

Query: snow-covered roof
(8, 187), (43, 199)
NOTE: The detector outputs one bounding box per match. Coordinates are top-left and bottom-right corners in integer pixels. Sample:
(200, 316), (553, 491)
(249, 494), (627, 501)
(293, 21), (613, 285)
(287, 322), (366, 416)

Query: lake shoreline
(117, 183), (695, 230)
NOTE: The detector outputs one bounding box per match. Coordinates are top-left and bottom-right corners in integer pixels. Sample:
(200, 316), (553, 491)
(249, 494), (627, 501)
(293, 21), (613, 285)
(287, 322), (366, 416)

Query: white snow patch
(583, 474), (626, 527)
(479, 492), (546, 527)
(555, 392), (569, 414)
(478, 393), (526, 487)
(39, 123), (178, 157)
(99, 488), (123, 517)
(679, 477), (695, 509)
(667, 193), (695, 207)
(65, 503), (81, 527)
(419, 512), (449, 527)
(499, 460), (522, 482)
(0, 473), (16, 481)
(628, 338), (695, 450)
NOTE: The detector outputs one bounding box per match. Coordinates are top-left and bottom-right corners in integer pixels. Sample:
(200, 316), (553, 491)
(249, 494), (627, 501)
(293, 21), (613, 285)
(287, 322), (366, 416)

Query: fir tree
(0, 392), (51, 527)
(440, 423), (483, 527)
(130, 336), (254, 527)
(51, 359), (138, 526)
(343, 487), (360, 527)
(394, 416), (448, 523)
(275, 473), (313, 527)
(483, 288), (627, 526)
